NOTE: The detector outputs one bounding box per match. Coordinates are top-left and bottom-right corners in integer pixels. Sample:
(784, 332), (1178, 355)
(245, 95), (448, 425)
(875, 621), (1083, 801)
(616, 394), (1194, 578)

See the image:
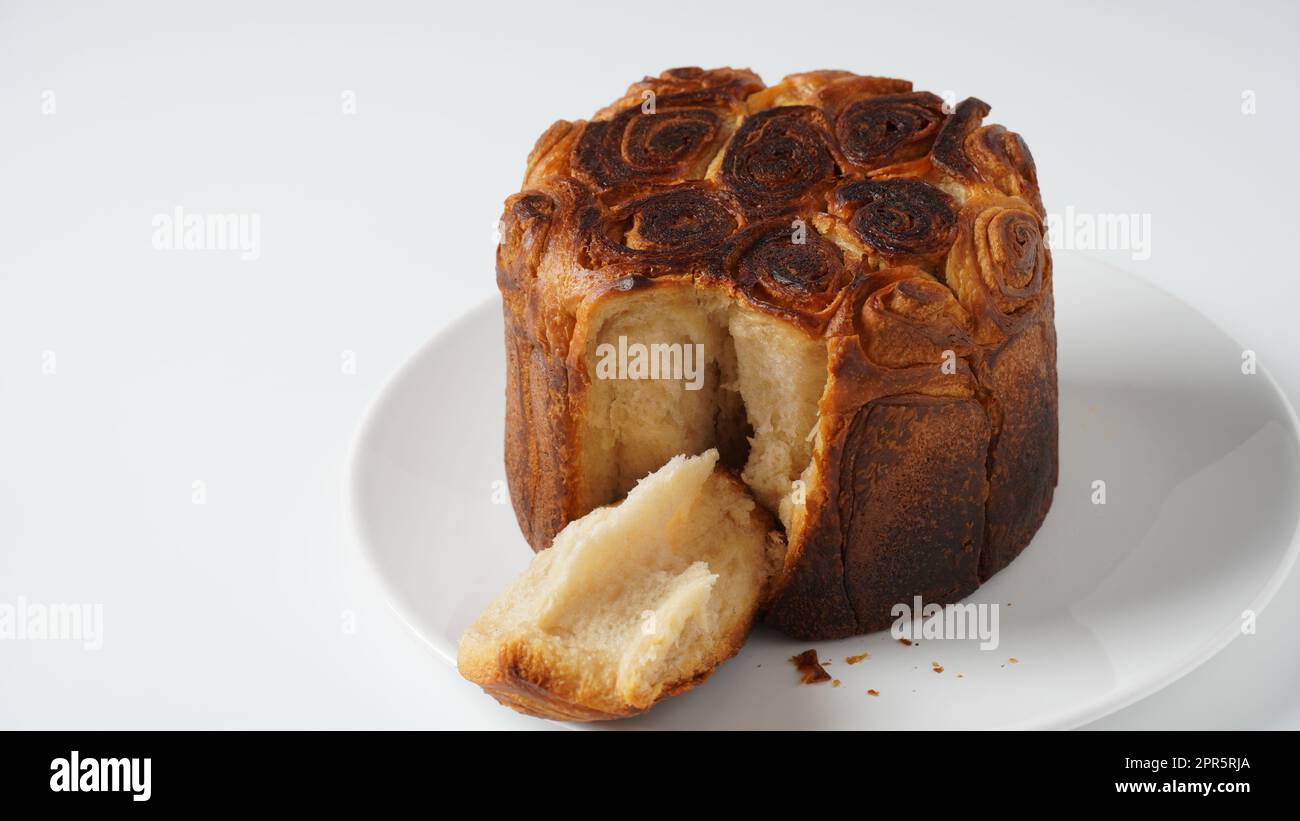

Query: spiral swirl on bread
(854, 267), (975, 368)
(496, 191), (557, 290)
(721, 219), (851, 320)
(931, 98), (1044, 215)
(586, 183), (741, 274)
(614, 66), (764, 109)
(834, 93), (947, 173)
(743, 72), (909, 114)
(830, 178), (958, 263)
(574, 92), (737, 191)
(714, 106), (838, 217)
(964, 125), (1044, 216)
(931, 97), (991, 181)
(944, 193), (1049, 341)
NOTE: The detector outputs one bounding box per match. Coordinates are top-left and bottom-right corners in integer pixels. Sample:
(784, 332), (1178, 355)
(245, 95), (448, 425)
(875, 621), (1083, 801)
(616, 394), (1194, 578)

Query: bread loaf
(495, 67), (1057, 640)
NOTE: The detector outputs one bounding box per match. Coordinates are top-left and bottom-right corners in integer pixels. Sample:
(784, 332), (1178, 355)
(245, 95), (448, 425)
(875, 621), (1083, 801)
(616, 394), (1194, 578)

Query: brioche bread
(458, 450), (782, 720)
(495, 67), (1057, 640)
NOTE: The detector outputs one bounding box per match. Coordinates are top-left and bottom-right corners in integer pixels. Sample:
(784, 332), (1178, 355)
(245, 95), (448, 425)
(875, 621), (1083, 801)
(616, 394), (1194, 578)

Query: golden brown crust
(976, 309), (1058, 580)
(523, 120), (582, 188)
(495, 67), (1058, 639)
(931, 97), (991, 182)
(944, 193), (1052, 344)
(766, 396), (990, 639)
(464, 639), (724, 721)
(462, 612), (745, 721)
(601, 66), (764, 118)
(854, 266), (976, 369)
(931, 97), (1045, 216)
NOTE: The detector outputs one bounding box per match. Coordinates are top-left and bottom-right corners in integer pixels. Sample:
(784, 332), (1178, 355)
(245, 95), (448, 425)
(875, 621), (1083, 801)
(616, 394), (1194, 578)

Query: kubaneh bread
(463, 67), (1057, 719)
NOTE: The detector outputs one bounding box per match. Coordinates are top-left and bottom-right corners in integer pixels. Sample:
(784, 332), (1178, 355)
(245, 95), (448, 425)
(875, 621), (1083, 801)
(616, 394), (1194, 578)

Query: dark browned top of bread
(497, 67), (1050, 361)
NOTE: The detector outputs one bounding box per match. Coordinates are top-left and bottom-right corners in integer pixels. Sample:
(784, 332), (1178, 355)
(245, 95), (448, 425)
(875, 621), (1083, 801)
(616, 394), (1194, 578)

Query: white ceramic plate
(348, 255), (1300, 729)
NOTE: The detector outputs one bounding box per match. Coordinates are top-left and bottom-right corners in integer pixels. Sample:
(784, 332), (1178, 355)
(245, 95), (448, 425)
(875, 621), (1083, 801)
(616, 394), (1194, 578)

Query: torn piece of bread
(458, 449), (782, 721)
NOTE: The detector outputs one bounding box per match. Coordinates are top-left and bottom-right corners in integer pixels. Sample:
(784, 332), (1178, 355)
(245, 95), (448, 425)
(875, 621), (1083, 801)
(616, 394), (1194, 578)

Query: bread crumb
(846, 652), (869, 665)
(898, 638), (912, 646)
(1009, 657), (1019, 664)
(790, 649), (831, 684)
(867, 689), (880, 697)
(932, 662), (944, 673)
(832, 679), (841, 688)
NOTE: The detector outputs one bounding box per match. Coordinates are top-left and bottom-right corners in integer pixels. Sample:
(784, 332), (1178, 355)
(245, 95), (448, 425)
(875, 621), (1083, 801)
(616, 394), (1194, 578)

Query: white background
(2, 0), (1298, 728)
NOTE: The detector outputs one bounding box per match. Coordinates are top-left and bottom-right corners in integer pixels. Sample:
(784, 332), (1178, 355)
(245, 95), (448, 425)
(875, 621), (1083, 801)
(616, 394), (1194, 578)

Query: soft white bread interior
(457, 449), (783, 720)
(577, 288), (827, 534)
